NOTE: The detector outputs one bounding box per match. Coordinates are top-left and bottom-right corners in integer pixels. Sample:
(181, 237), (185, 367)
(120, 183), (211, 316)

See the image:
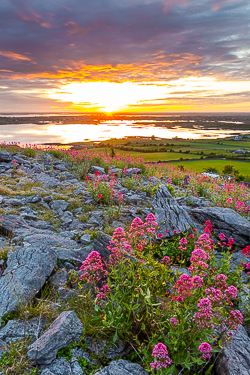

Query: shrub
(77, 216), (243, 374)
(21, 148), (36, 158)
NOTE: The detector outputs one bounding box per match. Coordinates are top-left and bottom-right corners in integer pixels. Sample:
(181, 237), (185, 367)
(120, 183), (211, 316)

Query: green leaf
(205, 364), (213, 375)
(113, 330), (118, 343)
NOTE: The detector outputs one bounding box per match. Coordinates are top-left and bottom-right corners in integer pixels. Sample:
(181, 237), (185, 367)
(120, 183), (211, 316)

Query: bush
(21, 148), (36, 158)
(76, 216), (243, 374)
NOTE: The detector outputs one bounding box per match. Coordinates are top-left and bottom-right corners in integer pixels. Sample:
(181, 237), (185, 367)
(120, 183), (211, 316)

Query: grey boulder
(34, 172), (58, 188)
(94, 359), (148, 375)
(27, 311), (84, 365)
(0, 151), (13, 162)
(189, 206), (250, 247)
(91, 166), (105, 174)
(0, 244), (57, 326)
(92, 231), (112, 259)
(214, 325), (250, 375)
(40, 358), (71, 375)
(0, 317), (46, 344)
(85, 337), (129, 359)
(152, 185), (194, 237)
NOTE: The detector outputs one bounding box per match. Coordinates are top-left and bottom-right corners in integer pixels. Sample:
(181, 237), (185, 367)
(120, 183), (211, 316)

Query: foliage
(0, 339), (37, 375)
(21, 148), (37, 158)
(76, 216), (243, 374)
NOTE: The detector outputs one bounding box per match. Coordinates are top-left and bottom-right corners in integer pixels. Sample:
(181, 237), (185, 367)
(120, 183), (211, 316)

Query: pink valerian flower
(161, 256), (171, 267)
(204, 220), (213, 233)
(107, 227), (132, 261)
(226, 310), (243, 330)
(150, 343), (172, 370)
(190, 248), (210, 263)
(79, 251), (107, 284)
(219, 233), (226, 241)
(179, 237), (188, 246)
(129, 217), (145, 238)
(144, 213), (158, 235)
(194, 298), (213, 329)
(117, 192), (123, 203)
(192, 276), (203, 288)
(96, 284), (110, 303)
(167, 177), (172, 184)
(199, 342), (212, 359)
(225, 285), (238, 299)
(97, 193), (103, 201)
(170, 317), (178, 325)
(227, 237), (234, 247)
(214, 274), (227, 289)
(242, 245), (250, 256)
(158, 233), (163, 239)
(12, 159), (17, 163)
(173, 274), (203, 301)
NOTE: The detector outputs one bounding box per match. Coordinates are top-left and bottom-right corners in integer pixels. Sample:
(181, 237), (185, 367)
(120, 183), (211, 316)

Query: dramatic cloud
(0, 0), (249, 111)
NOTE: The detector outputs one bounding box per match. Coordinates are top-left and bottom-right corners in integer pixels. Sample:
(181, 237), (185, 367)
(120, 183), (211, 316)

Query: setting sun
(45, 78), (250, 113)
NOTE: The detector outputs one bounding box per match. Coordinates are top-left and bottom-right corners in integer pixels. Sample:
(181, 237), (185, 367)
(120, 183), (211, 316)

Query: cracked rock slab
(152, 185), (194, 237)
(0, 244), (57, 326)
(214, 325), (250, 375)
(0, 317), (46, 344)
(94, 359), (148, 375)
(27, 311), (84, 365)
(189, 207), (250, 247)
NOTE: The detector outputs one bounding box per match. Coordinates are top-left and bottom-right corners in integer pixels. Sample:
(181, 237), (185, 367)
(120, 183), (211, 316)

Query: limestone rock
(85, 337), (129, 359)
(94, 359), (148, 375)
(0, 244), (57, 326)
(0, 151), (13, 162)
(152, 185), (194, 237)
(214, 325), (250, 375)
(92, 231), (111, 259)
(0, 317), (46, 344)
(27, 311), (84, 365)
(189, 206), (250, 247)
(40, 358), (71, 375)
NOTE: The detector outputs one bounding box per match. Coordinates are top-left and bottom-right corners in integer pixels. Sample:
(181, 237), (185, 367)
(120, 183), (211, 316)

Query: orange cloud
(0, 51), (31, 61)
(19, 7), (53, 28)
(65, 21), (91, 36)
(3, 53), (202, 82)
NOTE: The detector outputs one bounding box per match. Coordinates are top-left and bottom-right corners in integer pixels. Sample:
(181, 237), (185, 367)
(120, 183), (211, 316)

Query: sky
(0, 0), (250, 113)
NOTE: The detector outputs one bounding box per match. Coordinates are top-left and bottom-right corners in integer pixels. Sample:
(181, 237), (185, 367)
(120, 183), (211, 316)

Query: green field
(168, 159), (250, 177)
(81, 136), (250, 180)
(92, 147), (199, 161)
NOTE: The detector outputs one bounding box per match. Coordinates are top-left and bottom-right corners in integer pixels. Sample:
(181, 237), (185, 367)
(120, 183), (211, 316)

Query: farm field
(84, 135), (250, 180)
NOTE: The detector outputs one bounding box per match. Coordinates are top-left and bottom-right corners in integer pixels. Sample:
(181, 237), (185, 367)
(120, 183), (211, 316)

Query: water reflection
(0, 121), (249, 144)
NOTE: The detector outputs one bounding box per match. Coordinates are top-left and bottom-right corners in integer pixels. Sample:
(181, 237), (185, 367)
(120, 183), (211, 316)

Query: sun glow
(45, 78), (250, 113)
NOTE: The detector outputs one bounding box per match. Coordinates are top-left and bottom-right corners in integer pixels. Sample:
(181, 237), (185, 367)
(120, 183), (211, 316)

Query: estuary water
(0, 115), (250, 144)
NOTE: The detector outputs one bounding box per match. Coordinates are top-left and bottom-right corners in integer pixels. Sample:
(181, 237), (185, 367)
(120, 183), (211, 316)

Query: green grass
(168, 159), (250, 178)
(92, 148), (199, 161)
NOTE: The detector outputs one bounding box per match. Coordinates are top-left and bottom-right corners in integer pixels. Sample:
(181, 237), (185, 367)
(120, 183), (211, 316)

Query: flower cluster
(199, 342), (212, 359)
(150, 343), (172, 370)
(79, 251), (107, 284)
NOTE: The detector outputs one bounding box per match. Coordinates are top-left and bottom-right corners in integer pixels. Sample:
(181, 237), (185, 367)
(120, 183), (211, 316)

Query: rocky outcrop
(189, 207), (250, 247)
(152, 185), (194, 237)
(0, 317), (46, 344)
(85, 337), (130, 360)
(27, 311), (84, 365)
(94, 359), (149, 375)
(93, 231), (112, 259)
(0, 244), (56, 326)
(0, 151), (14, 162)
(214, 325), (250, 375)
(0, 214), (30, 237)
